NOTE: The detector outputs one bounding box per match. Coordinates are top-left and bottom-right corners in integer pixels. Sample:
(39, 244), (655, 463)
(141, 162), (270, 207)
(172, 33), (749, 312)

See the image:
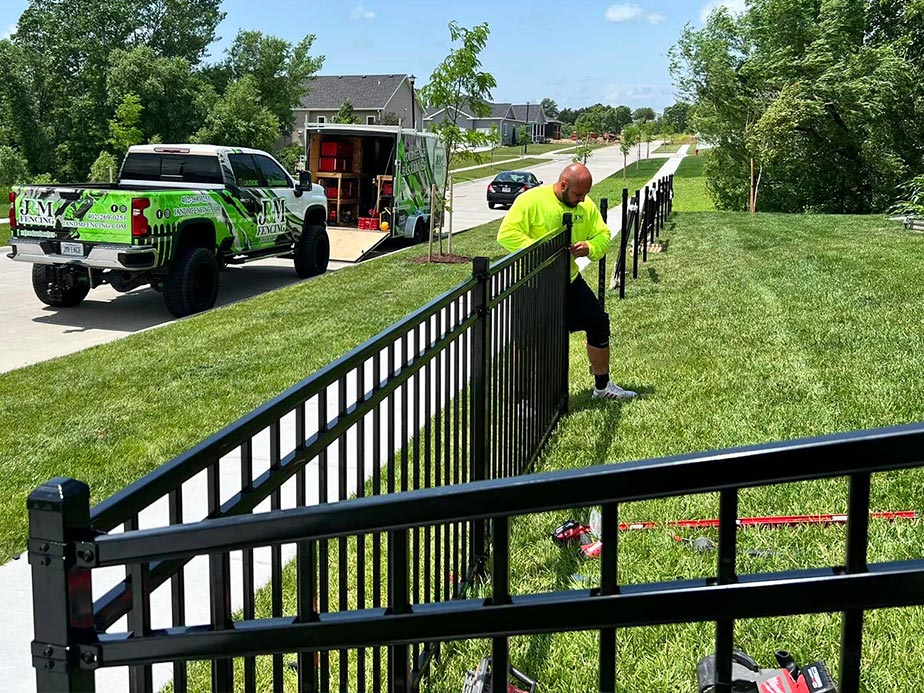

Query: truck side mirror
(298, 170), (312, 192)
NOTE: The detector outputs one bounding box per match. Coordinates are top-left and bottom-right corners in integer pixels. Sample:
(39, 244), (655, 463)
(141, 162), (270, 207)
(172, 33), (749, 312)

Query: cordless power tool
(461, 657), (537, 693)
(697, 650), (837, 693)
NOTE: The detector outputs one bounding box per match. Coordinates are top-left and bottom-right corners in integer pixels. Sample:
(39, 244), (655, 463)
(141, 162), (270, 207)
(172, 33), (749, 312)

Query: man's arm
(584, 199), (611, 261)
(497, 196), (537, 253)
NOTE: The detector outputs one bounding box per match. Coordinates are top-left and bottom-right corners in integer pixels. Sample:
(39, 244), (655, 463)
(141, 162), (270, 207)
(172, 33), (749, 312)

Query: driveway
(0, 142), (678, 373)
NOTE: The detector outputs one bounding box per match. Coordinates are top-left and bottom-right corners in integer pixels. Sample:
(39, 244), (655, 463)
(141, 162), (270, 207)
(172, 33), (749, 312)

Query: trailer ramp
(328, 228), (391, 262)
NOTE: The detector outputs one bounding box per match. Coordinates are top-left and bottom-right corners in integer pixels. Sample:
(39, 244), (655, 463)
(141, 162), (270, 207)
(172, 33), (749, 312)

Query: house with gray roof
(291, 74), (425, 144)
(424, 100), (522, 146)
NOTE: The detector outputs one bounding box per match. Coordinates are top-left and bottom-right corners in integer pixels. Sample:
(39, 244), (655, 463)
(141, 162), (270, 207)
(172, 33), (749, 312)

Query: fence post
(669, 174), (674, 216)
(598, 198), (608, 309)
(632, 191), (640, 279)
(387, 528), (411, 693)
(29, 477), (96, 692)
(618, 188), (629, 300)
(562, 214), (573, 414)
(470, 256), (491, 567)
(642, 185), (649, 263)
(655, 180), (661, 238)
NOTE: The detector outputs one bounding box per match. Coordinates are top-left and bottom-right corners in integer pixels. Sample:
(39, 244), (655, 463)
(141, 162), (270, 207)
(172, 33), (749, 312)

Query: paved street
(0, 142), (674, 373)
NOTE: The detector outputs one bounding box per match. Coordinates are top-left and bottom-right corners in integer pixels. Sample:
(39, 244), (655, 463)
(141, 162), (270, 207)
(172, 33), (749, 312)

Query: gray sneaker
(592, 381), (637, 400)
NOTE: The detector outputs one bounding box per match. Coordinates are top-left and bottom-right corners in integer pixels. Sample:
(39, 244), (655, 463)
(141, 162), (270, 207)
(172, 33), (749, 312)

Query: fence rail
(29, 227), (572, 693)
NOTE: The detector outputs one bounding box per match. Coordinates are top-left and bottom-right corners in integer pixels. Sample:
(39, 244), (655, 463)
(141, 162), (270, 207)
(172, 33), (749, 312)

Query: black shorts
(566, 275), (610, 348)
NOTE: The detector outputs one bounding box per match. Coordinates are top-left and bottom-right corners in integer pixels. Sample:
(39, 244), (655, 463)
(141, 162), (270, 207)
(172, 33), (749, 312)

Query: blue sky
(3, 0), (746, 112)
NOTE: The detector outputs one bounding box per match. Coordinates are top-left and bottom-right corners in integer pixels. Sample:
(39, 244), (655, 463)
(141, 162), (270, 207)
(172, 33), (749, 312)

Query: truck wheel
(163, 247), (220, 318)
(414, 218), (427, 244)
(32, 265), (90, 307)
(294, 224), (330, 278)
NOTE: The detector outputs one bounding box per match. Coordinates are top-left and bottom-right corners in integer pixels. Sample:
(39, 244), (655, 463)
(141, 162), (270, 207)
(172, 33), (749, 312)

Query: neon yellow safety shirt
(497, 185), (611, 282)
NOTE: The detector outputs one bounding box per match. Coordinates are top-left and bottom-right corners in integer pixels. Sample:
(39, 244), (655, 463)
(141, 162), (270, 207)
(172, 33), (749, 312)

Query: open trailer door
(328, 227), (390, 262)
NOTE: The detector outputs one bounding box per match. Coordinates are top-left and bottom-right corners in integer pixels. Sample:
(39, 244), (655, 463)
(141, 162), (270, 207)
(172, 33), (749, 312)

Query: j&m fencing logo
(257, 197), (287, 237)
(18, 199), (55, 226)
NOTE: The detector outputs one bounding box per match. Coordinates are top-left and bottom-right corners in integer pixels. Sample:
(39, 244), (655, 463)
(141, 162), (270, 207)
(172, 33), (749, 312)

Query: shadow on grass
(647, 267), (660, 284)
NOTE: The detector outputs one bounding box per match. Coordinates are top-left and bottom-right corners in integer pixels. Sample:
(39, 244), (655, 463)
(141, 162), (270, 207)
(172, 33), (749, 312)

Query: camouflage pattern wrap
(11, 186), (305, 269)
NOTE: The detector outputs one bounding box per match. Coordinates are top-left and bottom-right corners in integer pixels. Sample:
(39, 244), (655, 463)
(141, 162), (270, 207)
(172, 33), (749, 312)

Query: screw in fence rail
(632, 191), (640, 279)
(617, 188), (629, 299)
(598, 198), (608, 309)
(840, 472), (871, 693)
(470, 256), (491, 566)
(28, 477), (97, 693)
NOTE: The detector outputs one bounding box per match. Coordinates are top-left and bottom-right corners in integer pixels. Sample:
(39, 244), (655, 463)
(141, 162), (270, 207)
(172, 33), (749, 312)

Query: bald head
(555, 163), (593, 208)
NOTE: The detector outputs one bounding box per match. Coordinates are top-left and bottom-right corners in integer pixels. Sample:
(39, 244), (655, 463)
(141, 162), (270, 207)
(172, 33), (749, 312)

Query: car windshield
(494, 172), (533, 184)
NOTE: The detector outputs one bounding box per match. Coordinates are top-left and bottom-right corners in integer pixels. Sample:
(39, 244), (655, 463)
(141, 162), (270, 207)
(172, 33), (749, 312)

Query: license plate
(502, 186), (510, 192)
(60, 242), (84, 257)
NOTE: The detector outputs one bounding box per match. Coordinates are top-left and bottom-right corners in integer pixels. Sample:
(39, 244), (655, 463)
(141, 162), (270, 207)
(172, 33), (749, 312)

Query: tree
(640, 121), (656, 158)
(334, 99), (359, 124)
(621, 124), (639, 175)
(613, 105), (633, 133)
(88, 151), (119, 182)
(572, 142), (593, 165)
(222, 30), (325, 135)
(192, 76), (280, 152)
(661, 102), (691, 134)
(671, 0), (924, 213)
(379, 112), (400, 126)
(420, 21), (497, 258)
(619, 125), (638, 178)
(632, 107), (656, 122)
(7, 0), (224, 180)
(108, 94), (144, 156)
(106, 46), (217, 144)
(540, 97), (559, 119)
(0, 145), (29, 188)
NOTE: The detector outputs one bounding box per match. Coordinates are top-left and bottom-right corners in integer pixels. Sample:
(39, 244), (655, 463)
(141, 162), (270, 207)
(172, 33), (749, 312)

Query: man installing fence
(497, 162), (637, 401)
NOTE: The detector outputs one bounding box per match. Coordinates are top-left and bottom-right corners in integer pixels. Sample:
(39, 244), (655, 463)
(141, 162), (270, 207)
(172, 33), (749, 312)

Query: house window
(367, 115), (376, 125)
(317, 116), (326, 124)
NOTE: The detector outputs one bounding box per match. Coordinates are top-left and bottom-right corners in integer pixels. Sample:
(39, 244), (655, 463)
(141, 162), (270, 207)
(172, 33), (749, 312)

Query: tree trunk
(749, 158), (755, 214)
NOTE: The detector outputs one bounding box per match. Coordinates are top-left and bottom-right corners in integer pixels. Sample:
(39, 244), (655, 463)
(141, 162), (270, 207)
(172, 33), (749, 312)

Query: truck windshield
(121, 153), (223, 184)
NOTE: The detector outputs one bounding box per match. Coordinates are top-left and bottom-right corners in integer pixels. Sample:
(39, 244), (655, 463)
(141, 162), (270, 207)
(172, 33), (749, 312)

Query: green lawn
(591, 157), (670, 209)
(655, 143), (684, 153)
(6, 172), (924, 689)
(177, 209), (924, 691)
(450, 158), (552, 183)
(672, 153), (716, 212)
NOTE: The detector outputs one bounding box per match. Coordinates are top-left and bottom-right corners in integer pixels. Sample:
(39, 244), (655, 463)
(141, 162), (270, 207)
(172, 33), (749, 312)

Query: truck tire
(294, 224), (330, 278)
(414, 218), (427, 244)
(32, 265), (90, 307)
(163, 247), (220, 318)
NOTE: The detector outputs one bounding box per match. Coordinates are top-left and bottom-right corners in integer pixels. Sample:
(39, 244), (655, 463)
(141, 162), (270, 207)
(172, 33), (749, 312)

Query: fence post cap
(472, 256), (489, 273)
(27, 477), (89, 511)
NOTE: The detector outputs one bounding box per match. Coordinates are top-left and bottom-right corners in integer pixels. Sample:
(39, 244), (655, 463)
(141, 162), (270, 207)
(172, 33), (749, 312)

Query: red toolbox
(319, 157), (351, 173)
(324, 181), (357, 198)
(381, 181), (393, 195)
(358, 217), (379, 230)
(321, 141), (353, 157)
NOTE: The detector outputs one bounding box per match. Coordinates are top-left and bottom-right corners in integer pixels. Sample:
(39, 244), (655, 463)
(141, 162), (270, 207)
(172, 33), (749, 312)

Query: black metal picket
(28, 228), (572, 693)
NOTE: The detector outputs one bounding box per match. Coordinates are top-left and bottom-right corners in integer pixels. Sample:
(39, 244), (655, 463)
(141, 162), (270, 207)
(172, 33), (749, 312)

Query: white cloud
(350, 5), (375, 20)
(699, 0), (746, 24)
(1, 24), (15, 39)
(605, 4), (668, 24)
(605, 4), (643, 22)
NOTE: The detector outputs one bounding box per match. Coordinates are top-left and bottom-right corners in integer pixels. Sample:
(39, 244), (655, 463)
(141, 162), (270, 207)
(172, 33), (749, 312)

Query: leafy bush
(0, 146), (29, 187)
(88, 151), (119, 183)
(891, 175), (924, 218)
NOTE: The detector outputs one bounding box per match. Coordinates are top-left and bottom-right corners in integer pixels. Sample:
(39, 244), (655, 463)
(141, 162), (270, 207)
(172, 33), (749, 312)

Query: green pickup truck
(8, 144), (330, 317)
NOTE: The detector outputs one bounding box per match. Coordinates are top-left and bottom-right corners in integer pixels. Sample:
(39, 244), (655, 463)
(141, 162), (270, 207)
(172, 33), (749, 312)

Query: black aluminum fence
(28, 228), (572, 692)
(597, 174), (674, 305)
(32, 422), (924, 693)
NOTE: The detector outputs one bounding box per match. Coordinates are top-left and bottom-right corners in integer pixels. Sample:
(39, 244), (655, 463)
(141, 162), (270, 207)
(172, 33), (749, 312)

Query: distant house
(291, 74), (425, 143)
(510, 104), (550, 144)
(424, 101), (521, 146)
